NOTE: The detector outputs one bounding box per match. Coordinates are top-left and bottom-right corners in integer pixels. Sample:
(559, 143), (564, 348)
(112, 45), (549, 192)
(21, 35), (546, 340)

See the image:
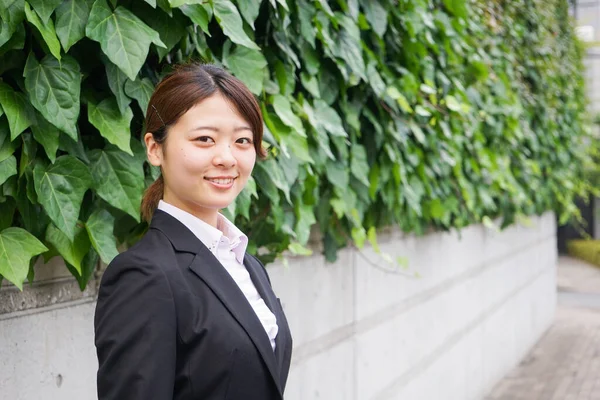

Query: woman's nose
(213, 144), (236, 167)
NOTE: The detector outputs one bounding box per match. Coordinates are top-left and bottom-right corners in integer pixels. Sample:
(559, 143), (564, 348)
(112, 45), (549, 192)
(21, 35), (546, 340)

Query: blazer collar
(149, 210), (283, 396)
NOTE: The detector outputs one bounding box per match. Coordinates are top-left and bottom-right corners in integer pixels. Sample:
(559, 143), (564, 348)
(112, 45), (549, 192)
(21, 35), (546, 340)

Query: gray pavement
(485, 256), (600, 400)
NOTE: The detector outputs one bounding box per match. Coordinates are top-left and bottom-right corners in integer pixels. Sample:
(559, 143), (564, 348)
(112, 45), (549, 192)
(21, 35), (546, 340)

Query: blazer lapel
(150, 211), (283, 396)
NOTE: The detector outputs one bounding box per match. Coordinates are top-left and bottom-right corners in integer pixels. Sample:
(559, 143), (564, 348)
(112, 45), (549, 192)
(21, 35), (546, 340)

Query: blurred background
(1, 0), (599, 399)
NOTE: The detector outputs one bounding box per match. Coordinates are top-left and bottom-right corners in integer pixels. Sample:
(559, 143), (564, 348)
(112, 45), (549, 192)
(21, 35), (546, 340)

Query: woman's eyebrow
(190, 126), (252, 132)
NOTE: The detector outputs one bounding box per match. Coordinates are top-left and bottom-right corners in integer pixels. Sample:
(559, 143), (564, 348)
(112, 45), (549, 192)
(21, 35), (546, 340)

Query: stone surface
(0, 213), (557, 400)
(485, 256), (600, 400)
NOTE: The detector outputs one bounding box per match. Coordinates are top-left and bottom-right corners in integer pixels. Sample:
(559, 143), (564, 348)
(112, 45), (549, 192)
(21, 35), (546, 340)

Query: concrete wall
(0, 212), (557, 400)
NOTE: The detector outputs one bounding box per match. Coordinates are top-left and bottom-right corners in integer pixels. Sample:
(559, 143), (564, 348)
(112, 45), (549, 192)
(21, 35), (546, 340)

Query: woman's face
(145, 93), (257, 226)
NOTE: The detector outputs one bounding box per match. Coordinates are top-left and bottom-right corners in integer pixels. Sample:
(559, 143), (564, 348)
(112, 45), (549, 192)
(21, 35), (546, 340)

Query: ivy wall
(0, 0), (591, 290)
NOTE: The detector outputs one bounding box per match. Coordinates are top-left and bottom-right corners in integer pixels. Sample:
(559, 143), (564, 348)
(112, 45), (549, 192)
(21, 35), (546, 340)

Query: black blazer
(94, 210), (293, 400)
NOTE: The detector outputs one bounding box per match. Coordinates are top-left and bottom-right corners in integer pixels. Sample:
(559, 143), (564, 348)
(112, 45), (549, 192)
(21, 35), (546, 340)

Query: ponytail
(141, 175), (164, 223)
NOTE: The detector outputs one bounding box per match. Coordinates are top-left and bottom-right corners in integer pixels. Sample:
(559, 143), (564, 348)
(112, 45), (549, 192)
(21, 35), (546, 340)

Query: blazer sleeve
(94, 253), (177, 400)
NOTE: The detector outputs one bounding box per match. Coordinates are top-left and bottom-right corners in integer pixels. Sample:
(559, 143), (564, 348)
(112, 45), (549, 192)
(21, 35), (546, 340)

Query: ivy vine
(0, 0), (592, 290)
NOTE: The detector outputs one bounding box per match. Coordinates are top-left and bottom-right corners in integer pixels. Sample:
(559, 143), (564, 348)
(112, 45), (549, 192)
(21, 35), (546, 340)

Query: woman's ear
(144, 132), (163, 167)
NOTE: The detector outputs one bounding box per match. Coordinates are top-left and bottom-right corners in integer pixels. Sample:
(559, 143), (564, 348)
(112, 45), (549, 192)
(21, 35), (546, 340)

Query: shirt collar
(157, 200), (248, 263)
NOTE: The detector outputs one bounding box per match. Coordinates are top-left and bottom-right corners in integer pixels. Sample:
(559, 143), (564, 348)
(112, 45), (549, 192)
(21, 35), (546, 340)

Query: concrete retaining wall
(0, 212), (557, 400)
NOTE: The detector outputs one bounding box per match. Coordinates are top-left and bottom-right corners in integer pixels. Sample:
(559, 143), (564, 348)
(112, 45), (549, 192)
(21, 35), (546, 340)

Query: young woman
(94, 64), (293, 400)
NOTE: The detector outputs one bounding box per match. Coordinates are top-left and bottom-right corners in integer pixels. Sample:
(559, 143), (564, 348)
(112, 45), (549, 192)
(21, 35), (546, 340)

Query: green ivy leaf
(334, 15), (365, 81)
(295, 202), (316, 245)
(88, 98), (133, 155)
(297, 0), (316, 47)
(85, 0), (166, 80)
(55, 0), (92, 52)
(213, 0), (259, 50)
(386, 87), (413, 113)
(312, 99), (347, 137)
(288, 242), (313, 256)
(0, 0), (25, 48)
(85, 206), (119, 264)
(45, 222), (90, 275)
(428, 198), (445, 219)
(28, 0), (62, 24)
(234, 175), (257, 220)
(237, 0), (261, 29)
(33, 156), (92, 240)
(31, 112), (60, 163)
(23, 53), (81, 141)
(351, 226), (366, 248)
(442, 0), (468, 18)
(179, 4), (211, 34)
(145, 0), (157, 6)
(0, 83), (35, 140)
(0, 197), (16, 231)
(224, 45), (267, 95)
(104, 59), (131, 115)
(0, 23), (25, 56)
(362, 1), (387, 37)
(0, 155), (16, 186)
(88, 148), (144, 221)
(135, 3), (188, 60)
(168, 0), (203, 6)
(0, 118), (17, 162)
(273, 95), (306, 137)
(0, 227), (48, 290)
(24, 2), (62, 60)
(124, 77), (154, 116)
(350, 145), (370, 187)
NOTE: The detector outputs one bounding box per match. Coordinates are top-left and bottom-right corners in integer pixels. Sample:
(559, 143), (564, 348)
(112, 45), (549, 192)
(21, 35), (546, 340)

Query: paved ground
(485, 256), (600, 400)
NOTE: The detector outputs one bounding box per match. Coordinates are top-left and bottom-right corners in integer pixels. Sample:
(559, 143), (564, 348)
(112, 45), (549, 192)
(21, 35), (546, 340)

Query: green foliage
(0, 0), (592, 289)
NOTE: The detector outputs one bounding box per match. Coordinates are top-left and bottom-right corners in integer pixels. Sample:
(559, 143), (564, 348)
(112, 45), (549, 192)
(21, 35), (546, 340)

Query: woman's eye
(236, 137), (253, 144)
(195, 136), (214, 143)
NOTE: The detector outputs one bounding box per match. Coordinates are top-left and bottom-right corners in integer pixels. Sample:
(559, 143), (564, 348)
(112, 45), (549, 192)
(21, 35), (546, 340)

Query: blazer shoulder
(101, 228), (176, 282)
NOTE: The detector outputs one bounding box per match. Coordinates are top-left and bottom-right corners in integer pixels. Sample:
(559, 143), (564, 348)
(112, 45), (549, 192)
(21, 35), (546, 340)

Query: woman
(94, 63), (293, 400)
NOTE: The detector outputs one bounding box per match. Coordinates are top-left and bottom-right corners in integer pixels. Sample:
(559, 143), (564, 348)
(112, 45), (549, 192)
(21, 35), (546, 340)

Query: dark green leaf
(31, 113), (60, 163)
(297, 0), (316, 47)
(179, 4), (211, 34)
(350, 145), (370, 187)
(85, 206), (119, 264)
(104, 59), (131, 115)
(0, 156), (16, 185)
(124, 77), (154, 115)
(312, 99), (347, 137)
(85, 0), (166, 80)
(33, 155), (92, 241)
(0, 227), (48, 290)
(88, 98), (133, 155)
(28, 0), (62, 24)
(362, 0), (387, 37)
(0, 23), (25, 56)
(224, 45), (267, 95)
(45, 222), (90, 274)
(88, 147), (144, 221)
(23, 53), (81, 140)
(0, 197), (16, 230)
(237, 0), (261, 29)
(295, 202), (315, 245)
(0, 82), (35, 140)
(213, 0), (259, 50)
(135, 4), (188, 59)
(273, 95), (305, 137)
(0, 0), (25, 48)
(55, 0), (92, 52)
(24, 1), (62, 60)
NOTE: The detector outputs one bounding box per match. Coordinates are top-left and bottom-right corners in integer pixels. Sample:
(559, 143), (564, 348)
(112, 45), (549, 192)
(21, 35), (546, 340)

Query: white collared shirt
(158, 200), (278, 351)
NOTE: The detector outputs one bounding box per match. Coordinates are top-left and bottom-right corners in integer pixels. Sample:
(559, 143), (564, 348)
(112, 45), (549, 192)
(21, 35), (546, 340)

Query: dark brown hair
(141, 63), (266, 222)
